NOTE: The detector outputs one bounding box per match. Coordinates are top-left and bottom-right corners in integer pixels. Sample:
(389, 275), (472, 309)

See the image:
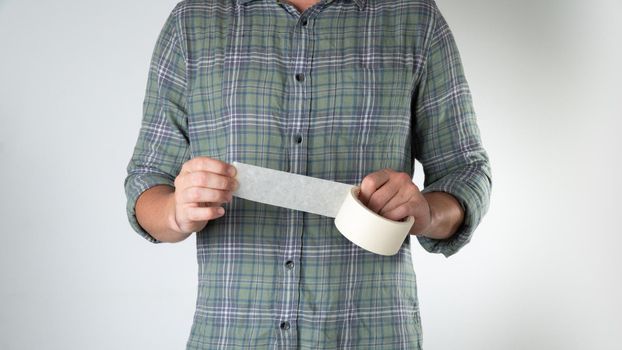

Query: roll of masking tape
(334, 187), (415, 255)
(231, 161), (415, 256)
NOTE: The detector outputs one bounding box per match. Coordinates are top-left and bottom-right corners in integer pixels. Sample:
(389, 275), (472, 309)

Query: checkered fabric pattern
(124, 0), (492, 348)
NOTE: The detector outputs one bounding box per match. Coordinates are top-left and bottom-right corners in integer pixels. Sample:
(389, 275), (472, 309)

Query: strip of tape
(231, 161), (414, 256)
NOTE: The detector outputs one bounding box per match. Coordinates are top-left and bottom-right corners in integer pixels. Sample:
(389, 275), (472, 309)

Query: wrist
(165, 190), (183, 234)
(420, 191), (463, 240)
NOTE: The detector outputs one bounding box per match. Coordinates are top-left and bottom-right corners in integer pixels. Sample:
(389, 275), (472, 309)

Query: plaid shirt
(124, 0), (492, 348)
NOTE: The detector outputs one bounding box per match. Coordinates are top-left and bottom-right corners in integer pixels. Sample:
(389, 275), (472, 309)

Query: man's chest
(180, 1), (428, 179)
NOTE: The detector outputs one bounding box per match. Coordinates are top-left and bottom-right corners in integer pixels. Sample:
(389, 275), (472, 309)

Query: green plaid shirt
(124, 0), (492, 348)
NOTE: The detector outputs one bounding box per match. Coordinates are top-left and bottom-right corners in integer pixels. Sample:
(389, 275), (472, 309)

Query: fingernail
(217, 207), (225, 215)
(228, 166), (237, 176)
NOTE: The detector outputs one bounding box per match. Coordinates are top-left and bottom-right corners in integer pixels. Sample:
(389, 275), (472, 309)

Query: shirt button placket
(279, 6), (312, 349)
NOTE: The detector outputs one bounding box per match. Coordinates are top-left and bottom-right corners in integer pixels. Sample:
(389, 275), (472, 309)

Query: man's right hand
(169, 157), (238, 234)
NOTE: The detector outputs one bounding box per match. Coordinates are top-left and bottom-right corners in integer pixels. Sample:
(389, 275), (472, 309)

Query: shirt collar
(237, 0), (367, 11)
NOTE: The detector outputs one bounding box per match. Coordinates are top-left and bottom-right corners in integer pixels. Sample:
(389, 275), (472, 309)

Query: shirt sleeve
(123, 4), (190, 243)
(412, 3), (493, 258)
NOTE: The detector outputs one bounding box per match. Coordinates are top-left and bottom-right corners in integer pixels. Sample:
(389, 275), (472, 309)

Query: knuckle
(177, 172), (192, 187)
(188, 172), (199, 186)
(197, 172), (210, 187)
(195, 158), (206, 172)
(185, 157), (198, 171)
(396, 172), (411, 183)
(364, 177), (376, 189)
(180, 160), (189, 172)
(399, 205), (410, 219)
(205, 157), (224, 174)
(189, 188), (202, 202)
(174, 175), (181, 187)
(210, 191), (222, 202)
(203, 158), (213, 170)
(220, 178), (230, 189)
(207, 190), (222, 202)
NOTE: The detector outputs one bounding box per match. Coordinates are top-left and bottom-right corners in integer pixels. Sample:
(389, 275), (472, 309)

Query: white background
(1, 0), (620, 349)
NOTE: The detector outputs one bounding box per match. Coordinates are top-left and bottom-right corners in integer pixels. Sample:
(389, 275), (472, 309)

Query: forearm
(135, 184), (191, 243)
(413, 191), (464, 240)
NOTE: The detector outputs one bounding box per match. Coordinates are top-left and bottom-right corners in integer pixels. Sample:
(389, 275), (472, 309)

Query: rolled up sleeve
(413, 3), (492, 258)
(124, 4), (190, 243)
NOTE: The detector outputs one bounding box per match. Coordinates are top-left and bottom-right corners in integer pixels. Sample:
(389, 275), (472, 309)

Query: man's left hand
(359, 168), (431, 236)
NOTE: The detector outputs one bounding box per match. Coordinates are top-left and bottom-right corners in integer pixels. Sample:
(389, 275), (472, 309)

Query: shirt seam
(172, 1), (190, 115)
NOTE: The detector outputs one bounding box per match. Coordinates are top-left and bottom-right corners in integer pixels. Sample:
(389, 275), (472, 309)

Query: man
(124, 0), (492, 348)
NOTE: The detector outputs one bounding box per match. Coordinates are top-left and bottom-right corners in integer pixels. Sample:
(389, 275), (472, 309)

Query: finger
(359, 169), (391, 205)
(381, 202), (413, 221)
(376, 187), (411, 215)
(183, 205), (226, 222)
(181, 156), (236, 177)
(383, 197), (430, 233)
(180, 187), (233, 205)
(179, 171), (239, 191)
(366, 179), (401, 213)
(379, 183), (419, 214)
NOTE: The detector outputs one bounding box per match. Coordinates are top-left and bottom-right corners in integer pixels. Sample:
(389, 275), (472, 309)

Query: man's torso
(178, 0), (434, 348)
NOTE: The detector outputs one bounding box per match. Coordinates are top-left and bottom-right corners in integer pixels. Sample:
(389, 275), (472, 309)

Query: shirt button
(280, 321), (290, 330)
(295, 73), (305, 82)
(294, 134), (303, 144)
(301, 18), (308, 26)
(285, 260), (294, 269)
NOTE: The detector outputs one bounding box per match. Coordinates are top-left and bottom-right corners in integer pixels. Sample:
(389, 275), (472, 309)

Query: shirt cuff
(416, 168), (491, 258)
(124, 172), (176, 243)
